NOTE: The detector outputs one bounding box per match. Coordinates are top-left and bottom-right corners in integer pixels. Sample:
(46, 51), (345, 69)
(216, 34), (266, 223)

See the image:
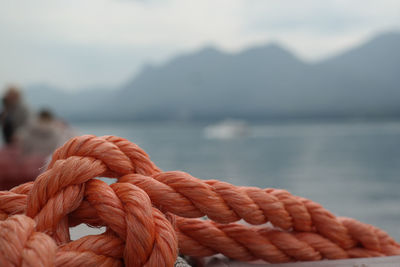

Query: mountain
(24, 31), (400, 121)
(309, 32), (400, 115)
(105, 44), (303, 120)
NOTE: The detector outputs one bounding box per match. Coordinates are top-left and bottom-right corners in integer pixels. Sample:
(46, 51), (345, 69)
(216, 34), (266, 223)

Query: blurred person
(0, 107), (76, 190)
(16, 108), (73, 157)
(0, 85), (31, 145)
(0, 85), (40, 190)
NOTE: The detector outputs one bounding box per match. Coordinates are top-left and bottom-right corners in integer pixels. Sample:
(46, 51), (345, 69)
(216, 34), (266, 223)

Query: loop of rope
(0, 134), (399, 266)
(0, 215), (120, 267)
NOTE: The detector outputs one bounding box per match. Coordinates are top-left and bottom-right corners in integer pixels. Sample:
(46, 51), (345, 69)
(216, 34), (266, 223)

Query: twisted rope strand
(26, 156), (107, 244)
(0, 215), (57, 266)
(101, 135), (161, 176)
(0, 191), (26, 219)
(48, 135), (134, 177)
(265, 189), (312, 231)
(117, 172), (383, 251)
(297, 197), (356, 249)
(85, 179), (178, 266)
(55, 251), (121, 267)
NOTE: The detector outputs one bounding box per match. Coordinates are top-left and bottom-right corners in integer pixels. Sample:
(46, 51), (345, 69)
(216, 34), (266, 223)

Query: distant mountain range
(24, 32), (400, 122)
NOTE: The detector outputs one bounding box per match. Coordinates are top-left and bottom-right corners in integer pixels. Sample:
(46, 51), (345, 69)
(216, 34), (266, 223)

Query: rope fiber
(0, 135), (399, 266)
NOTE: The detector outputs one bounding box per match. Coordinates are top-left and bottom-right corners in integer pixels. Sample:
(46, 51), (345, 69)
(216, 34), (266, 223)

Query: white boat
(204, 119), (250, 139)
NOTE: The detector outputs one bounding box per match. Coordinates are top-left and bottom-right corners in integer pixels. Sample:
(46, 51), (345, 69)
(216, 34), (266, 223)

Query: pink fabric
(0, 146), (46, 190)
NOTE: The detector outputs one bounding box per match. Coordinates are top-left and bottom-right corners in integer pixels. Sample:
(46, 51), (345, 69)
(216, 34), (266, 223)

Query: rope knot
(0, 134), (399, 266)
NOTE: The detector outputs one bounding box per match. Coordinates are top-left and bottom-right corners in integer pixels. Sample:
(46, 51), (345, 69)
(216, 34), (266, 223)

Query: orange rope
(0, 135), (399, 266)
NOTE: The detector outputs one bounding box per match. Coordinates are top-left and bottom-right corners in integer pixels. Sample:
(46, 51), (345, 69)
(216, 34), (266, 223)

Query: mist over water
(73, 119), (400, 241)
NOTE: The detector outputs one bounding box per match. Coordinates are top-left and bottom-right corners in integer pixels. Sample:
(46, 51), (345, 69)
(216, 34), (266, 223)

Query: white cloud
(0, 0), (399, 89)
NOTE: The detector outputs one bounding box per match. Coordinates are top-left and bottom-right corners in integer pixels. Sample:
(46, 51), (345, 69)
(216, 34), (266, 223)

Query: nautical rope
(0, 135), (399, 266)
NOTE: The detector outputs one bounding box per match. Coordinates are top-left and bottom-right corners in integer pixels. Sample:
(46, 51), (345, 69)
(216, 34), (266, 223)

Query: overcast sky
(1, 0), (399, 91)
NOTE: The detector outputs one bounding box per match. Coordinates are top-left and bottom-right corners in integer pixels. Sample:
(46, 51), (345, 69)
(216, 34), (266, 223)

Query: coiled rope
(0, 135), (399, 266)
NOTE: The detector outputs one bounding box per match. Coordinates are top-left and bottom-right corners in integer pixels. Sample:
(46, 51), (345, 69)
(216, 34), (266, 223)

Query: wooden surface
(204, 255), (400, 267)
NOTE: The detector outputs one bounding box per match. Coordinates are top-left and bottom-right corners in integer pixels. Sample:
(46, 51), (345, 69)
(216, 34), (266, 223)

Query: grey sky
(1, 0), (399, 91)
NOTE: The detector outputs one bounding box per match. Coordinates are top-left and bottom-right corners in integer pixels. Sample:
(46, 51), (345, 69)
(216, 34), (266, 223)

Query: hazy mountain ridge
(25, 32), (400, 121)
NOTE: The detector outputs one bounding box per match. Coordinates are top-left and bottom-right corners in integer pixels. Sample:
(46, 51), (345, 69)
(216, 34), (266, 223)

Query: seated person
(16, 109), (72, 157)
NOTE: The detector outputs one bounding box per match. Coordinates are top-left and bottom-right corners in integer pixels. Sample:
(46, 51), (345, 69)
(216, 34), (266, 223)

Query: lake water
(72, 120), (400, 241)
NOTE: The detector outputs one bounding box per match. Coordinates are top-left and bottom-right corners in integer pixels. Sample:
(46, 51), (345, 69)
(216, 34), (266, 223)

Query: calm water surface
(73, 120), (400, 241)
